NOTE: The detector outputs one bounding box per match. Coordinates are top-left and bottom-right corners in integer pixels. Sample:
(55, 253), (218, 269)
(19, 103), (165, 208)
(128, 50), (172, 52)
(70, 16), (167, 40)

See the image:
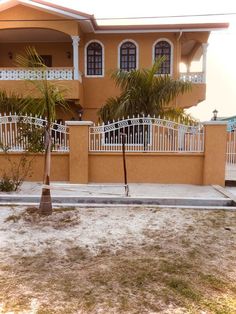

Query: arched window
(86, 42), (103, 76)
(154, 40), (172, 74)
(119, 41), (137, 71)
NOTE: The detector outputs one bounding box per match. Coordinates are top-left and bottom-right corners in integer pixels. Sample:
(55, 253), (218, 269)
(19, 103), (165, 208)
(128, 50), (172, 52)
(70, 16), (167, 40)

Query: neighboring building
(0, 0), (228, 122)
(215, 115), (236, 131)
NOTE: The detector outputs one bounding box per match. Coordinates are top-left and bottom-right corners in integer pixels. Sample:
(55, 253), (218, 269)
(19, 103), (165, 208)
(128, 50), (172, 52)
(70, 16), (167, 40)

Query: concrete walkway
(0, 182), (235, 208)
(4, 182), (224, 198)
(225, 164), (236, 181)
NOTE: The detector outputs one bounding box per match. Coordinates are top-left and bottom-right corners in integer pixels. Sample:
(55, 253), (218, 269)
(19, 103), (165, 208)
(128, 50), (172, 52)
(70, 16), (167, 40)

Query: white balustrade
(89, 116), (204, 153)
(226, 128), (236, 165)
(0, 68), (74, 80)
(180, 72), (204, 84)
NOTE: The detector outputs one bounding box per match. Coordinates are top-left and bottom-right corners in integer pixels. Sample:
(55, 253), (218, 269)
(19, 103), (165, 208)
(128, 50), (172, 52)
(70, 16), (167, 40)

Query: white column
(71, 35), (80, 80)
(186, 62), (191, 73)
(202, 43), (208, 83)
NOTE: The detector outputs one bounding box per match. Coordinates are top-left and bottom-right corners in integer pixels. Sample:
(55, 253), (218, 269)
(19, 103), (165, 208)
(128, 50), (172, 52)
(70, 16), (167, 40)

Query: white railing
(89, 116), (204, 153)
(0, 67), (73, 80)
(180, 72), (205, 84)
(227, 130), (236, 165)
(0, 114), (69, 152)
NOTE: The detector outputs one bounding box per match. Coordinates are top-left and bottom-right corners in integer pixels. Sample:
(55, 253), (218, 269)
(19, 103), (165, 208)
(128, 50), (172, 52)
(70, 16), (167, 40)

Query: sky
(3, 0), (236, 121)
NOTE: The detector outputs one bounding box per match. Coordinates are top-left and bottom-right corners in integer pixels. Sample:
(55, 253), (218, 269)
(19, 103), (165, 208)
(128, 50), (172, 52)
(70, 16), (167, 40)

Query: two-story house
(0, 0), (228, 122)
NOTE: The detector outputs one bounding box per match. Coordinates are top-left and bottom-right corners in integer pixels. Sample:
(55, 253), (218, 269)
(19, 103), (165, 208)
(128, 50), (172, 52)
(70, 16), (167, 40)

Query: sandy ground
(0, 206), (235, 313)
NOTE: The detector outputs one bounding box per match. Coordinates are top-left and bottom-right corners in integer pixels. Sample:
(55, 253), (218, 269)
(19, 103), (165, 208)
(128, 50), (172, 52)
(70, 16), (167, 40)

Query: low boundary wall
(89, 153), (204, 184)
(0, 153), (69, 182)
(0, 121), (227, 186)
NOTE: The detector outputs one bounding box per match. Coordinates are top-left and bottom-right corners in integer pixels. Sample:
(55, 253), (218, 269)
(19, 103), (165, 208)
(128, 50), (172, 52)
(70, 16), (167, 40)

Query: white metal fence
(89, 116), (204, 153)
(0, 114), (69, 152)
(226, 122), (236, 165)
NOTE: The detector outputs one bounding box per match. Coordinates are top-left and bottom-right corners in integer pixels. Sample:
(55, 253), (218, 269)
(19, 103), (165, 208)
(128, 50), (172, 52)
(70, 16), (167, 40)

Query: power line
(0, 12), (235, 22)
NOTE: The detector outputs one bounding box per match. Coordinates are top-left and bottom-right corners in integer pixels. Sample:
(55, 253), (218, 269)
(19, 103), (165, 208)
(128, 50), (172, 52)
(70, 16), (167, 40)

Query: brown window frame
(154, 41), (171, 74)
(120, 41), (137, 71)
(86, 42), (103, 76)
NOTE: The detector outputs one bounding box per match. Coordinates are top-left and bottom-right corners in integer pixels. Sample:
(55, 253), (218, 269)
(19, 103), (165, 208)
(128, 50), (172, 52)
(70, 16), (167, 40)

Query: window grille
(154, 41), (171, 74)
(120, 41), (137, 71)
(87, 42), (103, 76)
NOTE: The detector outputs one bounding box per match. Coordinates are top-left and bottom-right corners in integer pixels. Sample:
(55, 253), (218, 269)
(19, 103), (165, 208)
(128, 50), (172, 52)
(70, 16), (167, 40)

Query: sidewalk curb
(0, 195), (234, 207)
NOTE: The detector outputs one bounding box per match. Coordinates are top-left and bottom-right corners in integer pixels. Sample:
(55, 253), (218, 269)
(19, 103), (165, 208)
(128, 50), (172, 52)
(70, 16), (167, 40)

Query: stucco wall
(0, 43), (73, 68)
(0, 153), (69, 181)
(88, 153), (204, 184)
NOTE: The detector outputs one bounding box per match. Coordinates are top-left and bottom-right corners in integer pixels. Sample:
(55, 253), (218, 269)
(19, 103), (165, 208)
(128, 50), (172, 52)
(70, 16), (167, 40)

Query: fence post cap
(65, 121), (93, 126)
(202, 121), (228, 126)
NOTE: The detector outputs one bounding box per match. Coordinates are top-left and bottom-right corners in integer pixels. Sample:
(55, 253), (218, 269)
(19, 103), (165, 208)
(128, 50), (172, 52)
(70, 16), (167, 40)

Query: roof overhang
(0, 0), (97, 32)
(0, 1), (229, 34)
(92, 23), (229, 34)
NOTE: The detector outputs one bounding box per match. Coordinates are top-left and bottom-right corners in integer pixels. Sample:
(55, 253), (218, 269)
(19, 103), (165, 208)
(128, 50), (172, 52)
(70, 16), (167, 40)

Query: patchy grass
(0, 207), (235, 313)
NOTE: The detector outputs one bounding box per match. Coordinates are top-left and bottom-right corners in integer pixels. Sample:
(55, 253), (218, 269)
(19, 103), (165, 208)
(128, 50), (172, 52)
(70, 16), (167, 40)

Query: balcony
(180, 72), (205, 84)
(0, 67), (74, 80)
(0, 67), (81, 99)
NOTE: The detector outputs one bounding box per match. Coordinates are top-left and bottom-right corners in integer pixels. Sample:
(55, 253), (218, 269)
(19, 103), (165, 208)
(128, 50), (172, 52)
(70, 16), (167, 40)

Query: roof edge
(93, 22), (229, 32)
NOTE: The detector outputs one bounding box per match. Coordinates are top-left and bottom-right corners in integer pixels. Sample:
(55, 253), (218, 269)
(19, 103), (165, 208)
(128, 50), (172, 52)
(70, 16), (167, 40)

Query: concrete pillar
(202, 43), (208, 83)
(186, 62), (191, 73)
(203, 121), (227, 186)
(71, 35), (80, 80)
(66, 121), (93, 183)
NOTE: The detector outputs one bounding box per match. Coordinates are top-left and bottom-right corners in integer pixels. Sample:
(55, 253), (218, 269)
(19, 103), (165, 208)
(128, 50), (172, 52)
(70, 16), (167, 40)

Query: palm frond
(0, 90), (25, 114)
(15, 46), (45, 69)
(99, 57), (192, 123)
(15, 47), (69, 123)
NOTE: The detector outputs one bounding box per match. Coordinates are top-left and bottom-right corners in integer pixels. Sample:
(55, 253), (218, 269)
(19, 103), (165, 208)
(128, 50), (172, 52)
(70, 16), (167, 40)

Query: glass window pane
(87, 42), (103, 76)
(120, 41), (137, 71)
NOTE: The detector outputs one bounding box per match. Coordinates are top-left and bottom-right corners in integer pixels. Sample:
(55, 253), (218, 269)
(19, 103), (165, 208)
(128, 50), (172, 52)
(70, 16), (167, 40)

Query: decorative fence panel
(89, 117), (204, 153)
(0, 114), (69, 152)
(0, 68), (73, 80)
(226, 122), (236, 165)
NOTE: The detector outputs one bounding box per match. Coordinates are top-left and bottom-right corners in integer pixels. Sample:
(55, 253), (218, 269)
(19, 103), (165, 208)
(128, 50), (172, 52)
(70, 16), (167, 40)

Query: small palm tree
(16, 47), (69, 215)
(98, 57), (192, 123)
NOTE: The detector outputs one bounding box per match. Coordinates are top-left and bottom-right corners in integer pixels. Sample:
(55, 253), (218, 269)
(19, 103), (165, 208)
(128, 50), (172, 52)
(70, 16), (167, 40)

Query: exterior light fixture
(77, 109), (84, 121)
(66, 51), (71, 59)
(212, 109), (218, 121)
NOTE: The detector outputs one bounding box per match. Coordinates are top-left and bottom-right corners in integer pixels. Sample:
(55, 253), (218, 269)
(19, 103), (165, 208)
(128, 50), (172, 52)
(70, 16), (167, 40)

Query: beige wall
(0, 5), (80, 36)
(177, 84), (206, 109)
(0, 151), (204, 185)
(0, 80), (80, 100)
(0, 153), (69, 181)
(0, 43), (73, 68)
(81, 33), (178, 114)
(203, 123), (227, 186)
(89, 153), (204, 184)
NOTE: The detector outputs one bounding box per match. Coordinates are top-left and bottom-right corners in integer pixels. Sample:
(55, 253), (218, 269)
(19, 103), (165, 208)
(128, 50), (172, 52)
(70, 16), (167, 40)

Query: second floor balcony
(0, 67), (75, 81)
(179, 72), (205, 84)
(0, 67), (205, 84)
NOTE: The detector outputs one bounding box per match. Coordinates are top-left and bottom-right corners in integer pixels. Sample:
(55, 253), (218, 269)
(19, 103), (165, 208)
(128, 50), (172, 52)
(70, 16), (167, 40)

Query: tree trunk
(39, 127), (52, 215)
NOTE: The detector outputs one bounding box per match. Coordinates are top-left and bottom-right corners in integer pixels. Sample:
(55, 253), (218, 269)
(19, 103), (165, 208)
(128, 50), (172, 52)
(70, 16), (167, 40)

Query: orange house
(0, 0), (228, 122)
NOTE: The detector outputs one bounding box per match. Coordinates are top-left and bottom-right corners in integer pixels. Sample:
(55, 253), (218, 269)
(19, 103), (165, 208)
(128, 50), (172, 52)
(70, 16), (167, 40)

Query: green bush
(0, 174), (16, 192)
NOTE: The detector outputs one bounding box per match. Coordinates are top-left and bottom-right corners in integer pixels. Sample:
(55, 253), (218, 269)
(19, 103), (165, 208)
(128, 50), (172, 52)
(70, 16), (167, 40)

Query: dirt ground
(0, 206), (235, 314)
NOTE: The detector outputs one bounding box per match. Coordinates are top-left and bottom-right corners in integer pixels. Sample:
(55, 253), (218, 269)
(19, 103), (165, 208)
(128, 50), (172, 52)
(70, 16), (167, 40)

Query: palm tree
(98, 57), (192, 123)
(16, 47), (69, 215)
